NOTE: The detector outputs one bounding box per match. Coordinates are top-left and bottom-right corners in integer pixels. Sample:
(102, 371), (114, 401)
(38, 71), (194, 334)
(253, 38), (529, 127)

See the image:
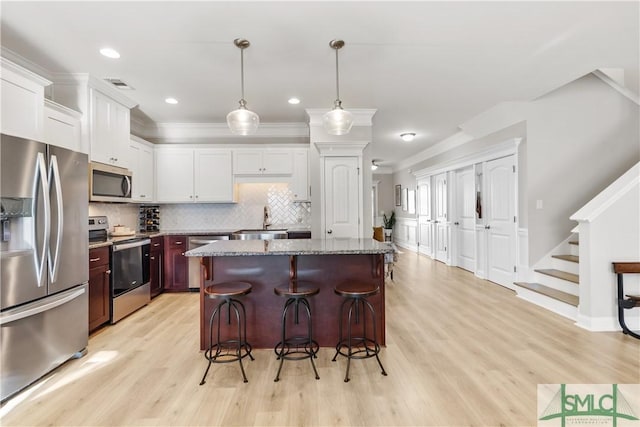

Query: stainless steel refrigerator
(1, 133), (89, 402)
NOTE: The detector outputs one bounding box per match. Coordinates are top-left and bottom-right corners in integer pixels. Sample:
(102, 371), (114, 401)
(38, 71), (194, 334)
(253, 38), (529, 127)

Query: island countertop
(184, 238), (394, 257)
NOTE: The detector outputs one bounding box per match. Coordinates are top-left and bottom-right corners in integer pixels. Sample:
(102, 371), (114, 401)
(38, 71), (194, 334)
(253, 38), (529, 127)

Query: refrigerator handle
(0, 286), (86, 326)
(48, 154), (64, 281)
(33, 152), (50, 287)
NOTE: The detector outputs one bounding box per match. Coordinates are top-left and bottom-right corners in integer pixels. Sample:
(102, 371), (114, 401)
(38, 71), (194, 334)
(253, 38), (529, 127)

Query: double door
(417, 173), (449, 263)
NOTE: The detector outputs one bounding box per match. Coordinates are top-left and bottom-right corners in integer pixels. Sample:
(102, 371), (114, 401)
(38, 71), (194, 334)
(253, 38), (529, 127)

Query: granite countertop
(159, 229), (238, 236)
(184, 238), (393, 257)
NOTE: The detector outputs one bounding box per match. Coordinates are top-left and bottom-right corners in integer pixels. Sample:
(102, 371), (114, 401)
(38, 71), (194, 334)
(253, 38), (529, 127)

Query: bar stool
(332, 282), (387, 382)
(200, 281), (254, 384)
(273, 281), (320, 382)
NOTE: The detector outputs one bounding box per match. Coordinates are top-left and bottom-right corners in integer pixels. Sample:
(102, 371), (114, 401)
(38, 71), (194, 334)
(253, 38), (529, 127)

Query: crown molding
(305, 108), (377, 126)
(1, 47), (53, 83)
(314, 141), (369, 156)
(413, 137), (521, 178)
(141, 122), (309, 142)
(0, 55), (52, 87)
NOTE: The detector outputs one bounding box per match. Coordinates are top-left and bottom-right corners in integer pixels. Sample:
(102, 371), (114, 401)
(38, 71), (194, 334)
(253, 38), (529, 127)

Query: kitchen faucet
(263, 206), (271, 229)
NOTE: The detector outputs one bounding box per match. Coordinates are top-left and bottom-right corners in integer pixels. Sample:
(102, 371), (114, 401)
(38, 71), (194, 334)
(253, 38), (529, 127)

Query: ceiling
(1, 1), (638, 168)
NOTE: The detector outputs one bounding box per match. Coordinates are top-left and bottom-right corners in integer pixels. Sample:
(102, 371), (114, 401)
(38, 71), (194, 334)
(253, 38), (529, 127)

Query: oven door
(111, 239), (150, 297)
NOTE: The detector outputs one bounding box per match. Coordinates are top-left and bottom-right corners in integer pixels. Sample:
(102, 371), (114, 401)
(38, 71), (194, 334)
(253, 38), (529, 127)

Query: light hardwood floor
(2, 252), (639, 426)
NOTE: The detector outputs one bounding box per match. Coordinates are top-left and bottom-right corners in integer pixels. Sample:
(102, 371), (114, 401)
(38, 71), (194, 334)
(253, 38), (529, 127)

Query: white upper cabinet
(1, 57), (50, 141)
(90, 89), (131, 168)
(129, 136), (154, 202)
(43, 100), (82, 152)
(233, 149), (293, 175)
(291, 149), (309, 201)
(155, 148), (194, 203)
(155, 146), (236, 203)
(194, 148), (234, 202)
(50, 74), (137, 163)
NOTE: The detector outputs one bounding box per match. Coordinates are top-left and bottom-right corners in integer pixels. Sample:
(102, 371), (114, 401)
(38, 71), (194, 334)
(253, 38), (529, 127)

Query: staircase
(514, 236), (580, 320)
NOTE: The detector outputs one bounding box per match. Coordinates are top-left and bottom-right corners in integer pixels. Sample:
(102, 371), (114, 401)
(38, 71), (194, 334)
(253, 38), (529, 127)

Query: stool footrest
(275, 338), (319, 361)
(334, 337), (381, 360)
(205, 340), (253, 364)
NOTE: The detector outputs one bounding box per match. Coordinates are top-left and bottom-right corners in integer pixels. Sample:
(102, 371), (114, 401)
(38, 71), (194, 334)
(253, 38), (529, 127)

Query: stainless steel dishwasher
(188, 235), (230, 289)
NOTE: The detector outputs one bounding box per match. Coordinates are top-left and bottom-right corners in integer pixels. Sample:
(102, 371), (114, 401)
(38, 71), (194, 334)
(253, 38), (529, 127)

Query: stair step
(515, 282), (579, 307)
(552, 254), (579, 263)
(535, 269), (579, 284)
(568, 240), (579, 246)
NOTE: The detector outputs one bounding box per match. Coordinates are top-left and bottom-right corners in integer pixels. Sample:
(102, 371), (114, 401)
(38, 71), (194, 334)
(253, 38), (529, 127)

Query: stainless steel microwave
(89, 162), (132, 202)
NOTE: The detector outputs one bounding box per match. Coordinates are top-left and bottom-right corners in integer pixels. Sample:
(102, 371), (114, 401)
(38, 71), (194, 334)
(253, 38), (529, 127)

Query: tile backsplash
(89, 183), (310, 232)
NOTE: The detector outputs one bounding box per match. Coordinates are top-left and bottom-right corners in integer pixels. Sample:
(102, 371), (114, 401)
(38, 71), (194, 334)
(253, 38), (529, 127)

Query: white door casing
(324, 156), (360, 239)
(485, 155), (516, 288)
(455, 167), (476, 272)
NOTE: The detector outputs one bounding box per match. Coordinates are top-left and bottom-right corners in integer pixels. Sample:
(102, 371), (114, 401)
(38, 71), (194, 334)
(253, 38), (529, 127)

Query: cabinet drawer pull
(153, 243), (160, 247)
(175, 241), (183, 245)
(150, 256), (155, 260)
(89, 257), (101, 262)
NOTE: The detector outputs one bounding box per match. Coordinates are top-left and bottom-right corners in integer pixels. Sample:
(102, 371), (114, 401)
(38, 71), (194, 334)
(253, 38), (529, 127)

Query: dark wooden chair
(612, 262), (640, 340)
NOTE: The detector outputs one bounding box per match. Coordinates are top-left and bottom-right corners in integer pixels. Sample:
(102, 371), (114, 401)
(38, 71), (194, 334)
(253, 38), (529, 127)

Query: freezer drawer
(0, 284), (88, 402)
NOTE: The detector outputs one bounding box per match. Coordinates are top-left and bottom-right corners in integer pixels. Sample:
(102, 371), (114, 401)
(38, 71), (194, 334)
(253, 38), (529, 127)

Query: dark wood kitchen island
(185, 238), (394, 350)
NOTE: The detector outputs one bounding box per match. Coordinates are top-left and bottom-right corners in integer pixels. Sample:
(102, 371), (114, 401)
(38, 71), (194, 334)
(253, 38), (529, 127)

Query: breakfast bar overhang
(185, 238), (394, 350)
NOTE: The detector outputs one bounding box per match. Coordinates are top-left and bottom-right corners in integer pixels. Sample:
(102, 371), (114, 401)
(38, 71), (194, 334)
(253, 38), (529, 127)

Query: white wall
(576, 180), (640, 331)
(526, 74), (640, 264)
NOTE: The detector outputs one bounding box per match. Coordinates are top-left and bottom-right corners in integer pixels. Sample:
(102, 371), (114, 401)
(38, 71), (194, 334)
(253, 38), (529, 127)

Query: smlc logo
(538, 384), (639, 427)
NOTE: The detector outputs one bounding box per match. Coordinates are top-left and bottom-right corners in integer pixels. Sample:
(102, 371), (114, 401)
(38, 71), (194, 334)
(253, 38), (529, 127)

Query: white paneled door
(485, 155), (516, 288)
(455, 167), (476, 272)
(324, 157), (360, 238)
(434, 173), (449, 263)
(417, 180), (433, 257)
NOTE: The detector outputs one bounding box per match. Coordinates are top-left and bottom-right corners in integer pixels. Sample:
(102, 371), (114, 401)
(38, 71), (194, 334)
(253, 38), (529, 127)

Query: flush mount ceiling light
(288, 97), (301, 105)
(100, 47), (120, 59)
(226, 38), (259, 135)
(400, 132), (416, 142)
(371, 160), (379, 171)
(323, 39), (353, 136)
(165, 97), (178, 104)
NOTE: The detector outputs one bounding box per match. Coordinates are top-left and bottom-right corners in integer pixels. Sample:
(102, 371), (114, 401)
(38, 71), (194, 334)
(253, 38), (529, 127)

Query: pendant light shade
(323, 39), (353, 136)
(227, 38), (259, 135)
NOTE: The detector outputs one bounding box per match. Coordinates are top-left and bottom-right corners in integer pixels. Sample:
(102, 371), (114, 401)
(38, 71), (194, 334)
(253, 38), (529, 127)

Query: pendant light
(227, 38), (259, 135)
(323, 39), (353, 136)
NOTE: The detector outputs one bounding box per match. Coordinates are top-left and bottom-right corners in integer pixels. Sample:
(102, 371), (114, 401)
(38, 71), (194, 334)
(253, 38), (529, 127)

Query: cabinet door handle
(105, 269), (111, 275)
(485, 225), (491, 229)
(181, 252), (185, 256)
(89, 257), (101, 262)
(150, 256), (155, 260)
(327, 229), (332, 234)
(454, 222), (459, 226)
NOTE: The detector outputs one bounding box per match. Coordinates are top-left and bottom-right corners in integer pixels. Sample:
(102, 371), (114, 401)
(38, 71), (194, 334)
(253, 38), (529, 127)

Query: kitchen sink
(231, 229), (288, 240)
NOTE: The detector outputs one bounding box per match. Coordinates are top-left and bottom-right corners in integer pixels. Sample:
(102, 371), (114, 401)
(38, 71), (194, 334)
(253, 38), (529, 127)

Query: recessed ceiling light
(100, 48), (120, 59)
(165, 97), (178, 105)
(400, 132), (416, 142)
(288, 97), (301, 105)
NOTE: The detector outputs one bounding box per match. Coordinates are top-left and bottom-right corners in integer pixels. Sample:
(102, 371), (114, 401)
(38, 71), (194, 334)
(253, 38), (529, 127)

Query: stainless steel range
(89, 216), (150, 323)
